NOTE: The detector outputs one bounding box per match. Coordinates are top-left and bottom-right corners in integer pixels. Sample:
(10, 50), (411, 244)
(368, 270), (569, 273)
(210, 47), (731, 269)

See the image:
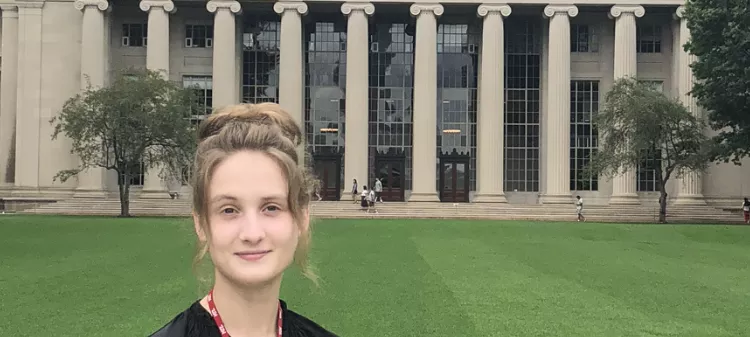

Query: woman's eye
(221, 208), (237, 214)
(265, 205), (280, 212)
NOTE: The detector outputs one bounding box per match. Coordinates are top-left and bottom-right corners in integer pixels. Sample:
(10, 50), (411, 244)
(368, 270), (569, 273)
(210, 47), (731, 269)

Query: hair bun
(197, 103), (303, 146)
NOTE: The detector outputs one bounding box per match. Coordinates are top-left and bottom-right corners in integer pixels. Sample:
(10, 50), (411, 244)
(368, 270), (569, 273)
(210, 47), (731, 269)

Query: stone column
(539, 5), (577, 204)
(274, 2), (307, 135)
(141, 0), (173, 76)
(673, 5), (706, 205)
(408, 3), (442, 202)
(13, 2), (44, 195)
(0, 5), (18, 186)
(608, 5), (644, 205)
(140, 0), (175, 199)
(341, 2), (374, 200)
(207, 0), (241, 108)
(73, 0), (110, 197)
(235, 16), (244, 102)
(473, 4), (511, 203)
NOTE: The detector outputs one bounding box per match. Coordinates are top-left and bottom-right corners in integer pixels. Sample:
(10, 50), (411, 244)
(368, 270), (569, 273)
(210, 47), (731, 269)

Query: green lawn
(1, 215), (749, 337)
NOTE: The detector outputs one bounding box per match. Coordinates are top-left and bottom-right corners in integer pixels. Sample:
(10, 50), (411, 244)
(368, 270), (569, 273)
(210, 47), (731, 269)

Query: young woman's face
(195, 150), (306, 286)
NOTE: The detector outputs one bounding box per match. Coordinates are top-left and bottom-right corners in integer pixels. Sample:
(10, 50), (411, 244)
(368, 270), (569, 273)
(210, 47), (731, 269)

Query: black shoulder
(149, 300), (338, 337)
(148, 301), (218, 337)
(284, 306), (339, 337)
(148, 310), (188, 337)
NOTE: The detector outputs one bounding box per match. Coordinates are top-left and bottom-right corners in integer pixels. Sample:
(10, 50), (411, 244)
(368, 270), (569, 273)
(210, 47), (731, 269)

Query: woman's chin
(214, 257), (291, 287)
(227, 268), (282, 287)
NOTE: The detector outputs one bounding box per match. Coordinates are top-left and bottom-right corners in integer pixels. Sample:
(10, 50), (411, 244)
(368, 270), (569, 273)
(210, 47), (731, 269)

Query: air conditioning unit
(185, 37), (193, 48)
(468, 44), (477, 54)
(121, 36), (130, 47)
(206, 38), (213, 48)
(370, 42), (378, 53)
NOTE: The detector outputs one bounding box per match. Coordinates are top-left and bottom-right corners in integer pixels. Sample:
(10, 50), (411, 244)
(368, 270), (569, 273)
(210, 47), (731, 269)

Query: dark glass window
(571, 24), (598, 52)
(504, 18), (541, 192)
(637, 24), (662, 53)
(570, 80), (599, 191)
(185, 24), (213, 48)
(436, 22), (480, 191)
(368, 20), (415, 189)
(242, 17), (281, 103)
(122, 23), (147, 47)
(304, 19), (347, 186)
(183, 75), (213, 121)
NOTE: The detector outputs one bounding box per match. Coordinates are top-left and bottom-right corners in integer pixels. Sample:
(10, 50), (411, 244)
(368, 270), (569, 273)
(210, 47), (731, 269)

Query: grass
(1, 215), (749, 336)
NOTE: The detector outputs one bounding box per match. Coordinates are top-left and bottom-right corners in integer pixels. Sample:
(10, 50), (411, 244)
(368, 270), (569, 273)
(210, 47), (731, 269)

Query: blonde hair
(191, 103), (318, 284)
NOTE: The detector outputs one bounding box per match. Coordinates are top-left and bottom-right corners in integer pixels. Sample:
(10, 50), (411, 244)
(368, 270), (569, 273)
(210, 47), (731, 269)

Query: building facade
(0, 0), (747, 205)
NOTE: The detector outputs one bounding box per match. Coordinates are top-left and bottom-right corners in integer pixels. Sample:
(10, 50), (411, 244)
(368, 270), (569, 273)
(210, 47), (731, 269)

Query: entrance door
(375, 156), (405, 201)
(313, 155), (341, 201)
(439, 154), (470, 202)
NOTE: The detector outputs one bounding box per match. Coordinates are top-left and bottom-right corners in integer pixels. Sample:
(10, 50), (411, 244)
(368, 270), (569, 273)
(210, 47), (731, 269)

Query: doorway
(439, 151), (470, 202)
(374, 154), (405, 202)
(312, 154), (342, 201)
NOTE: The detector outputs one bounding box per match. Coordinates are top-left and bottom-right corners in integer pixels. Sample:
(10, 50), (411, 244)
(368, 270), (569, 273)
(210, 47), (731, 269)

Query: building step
(17, 198), (741, 224)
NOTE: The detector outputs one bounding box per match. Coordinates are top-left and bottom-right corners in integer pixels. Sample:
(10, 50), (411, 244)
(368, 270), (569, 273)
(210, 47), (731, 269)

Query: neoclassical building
(0, 0), (746, 206)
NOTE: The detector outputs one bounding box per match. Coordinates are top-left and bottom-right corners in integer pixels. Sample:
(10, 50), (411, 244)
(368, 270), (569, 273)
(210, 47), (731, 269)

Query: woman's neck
(203, 273), (282, 337)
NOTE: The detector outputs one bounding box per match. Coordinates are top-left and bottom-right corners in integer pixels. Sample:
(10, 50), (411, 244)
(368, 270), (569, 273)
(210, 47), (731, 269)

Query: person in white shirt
(368, 189), (378, 213)
(360, 186), (369, 210)
(374, 178), (383, 202)
(575, 196), (586, 222)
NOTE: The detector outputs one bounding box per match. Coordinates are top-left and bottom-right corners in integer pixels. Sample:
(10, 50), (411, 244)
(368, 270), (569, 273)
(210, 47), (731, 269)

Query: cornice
(0, 4), (17, 12)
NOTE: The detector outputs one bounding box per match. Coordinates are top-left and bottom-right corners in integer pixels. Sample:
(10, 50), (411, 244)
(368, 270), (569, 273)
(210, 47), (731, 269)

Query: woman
(367, 188), (377, 214)
(360, 186), (369, 210)
(150, 103), (338, 337)
(575, 196), (585, 222)
(351, 179), (358, 204)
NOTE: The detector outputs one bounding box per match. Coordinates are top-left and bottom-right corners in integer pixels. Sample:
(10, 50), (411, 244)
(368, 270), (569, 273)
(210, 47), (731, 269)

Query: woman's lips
(235, 250), (270, 261)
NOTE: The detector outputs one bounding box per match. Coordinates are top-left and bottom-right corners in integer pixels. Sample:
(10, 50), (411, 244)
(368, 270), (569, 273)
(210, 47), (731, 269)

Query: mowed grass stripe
(1, 216), (198, 337)
(1, 216), (749, 337)
(475, 223), (748, 336)
(413, 235), (705, 336)
(513, 239), (734, 336)
(411, 221), (748, 336)
(281, 219), (478, 336)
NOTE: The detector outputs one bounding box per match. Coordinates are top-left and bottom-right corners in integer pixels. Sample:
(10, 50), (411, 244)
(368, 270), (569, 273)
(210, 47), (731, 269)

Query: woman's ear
(193, 212), (207, 242)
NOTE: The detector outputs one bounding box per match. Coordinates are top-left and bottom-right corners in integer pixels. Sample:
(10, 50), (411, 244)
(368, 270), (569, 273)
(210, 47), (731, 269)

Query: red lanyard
(206, 289), (283, 337)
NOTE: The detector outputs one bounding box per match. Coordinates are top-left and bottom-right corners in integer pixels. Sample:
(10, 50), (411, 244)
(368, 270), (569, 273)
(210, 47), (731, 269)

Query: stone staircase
(17, 197), (743, 224)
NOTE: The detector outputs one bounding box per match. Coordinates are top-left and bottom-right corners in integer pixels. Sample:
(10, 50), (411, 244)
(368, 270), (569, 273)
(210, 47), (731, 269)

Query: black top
(149, 300), (338, 337)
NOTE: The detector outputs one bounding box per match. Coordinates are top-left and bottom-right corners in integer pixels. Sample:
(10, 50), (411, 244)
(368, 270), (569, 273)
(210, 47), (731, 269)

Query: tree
(51, 69), (199, 217)
(682, 0), (750, 163)
(586, 78), (711, 223)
